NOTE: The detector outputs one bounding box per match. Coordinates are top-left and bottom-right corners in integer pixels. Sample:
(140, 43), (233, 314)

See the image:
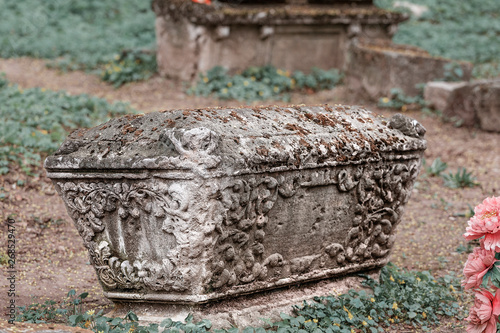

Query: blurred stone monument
(152, 0), (407, 81)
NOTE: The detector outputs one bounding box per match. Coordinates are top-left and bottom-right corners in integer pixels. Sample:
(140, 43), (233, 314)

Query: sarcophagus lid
(45, 105), (426, 304)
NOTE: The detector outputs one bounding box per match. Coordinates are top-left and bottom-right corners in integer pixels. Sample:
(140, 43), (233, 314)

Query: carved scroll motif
(158, 127), (221, 174)
(209, 160), (420, 291)
(57, 181), (189, 292)
(208, 175), (300, 289)
(325, 160), (420, 265)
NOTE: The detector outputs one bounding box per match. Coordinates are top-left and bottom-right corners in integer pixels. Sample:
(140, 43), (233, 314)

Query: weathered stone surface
(346, 38), (473, 100)
(152, 1), (407, 81)
(108, 270), (380, 329)
(424, 81), (474, 126)
(424, 79), (500, 131)
(472, 80), (500, 132)
(45, 105), (426, 306)
(424, 81), (468, 114)
(153, 1), (406, 27)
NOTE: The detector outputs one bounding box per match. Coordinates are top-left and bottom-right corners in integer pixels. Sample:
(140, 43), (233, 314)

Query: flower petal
(484, 232), (500, 251)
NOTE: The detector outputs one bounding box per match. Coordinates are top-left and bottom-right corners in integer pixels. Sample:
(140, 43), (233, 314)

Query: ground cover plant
(0, 74), (134, 175)
(101, 49), (157, 87)
(15, 264), (464, 333)
(442, 168), (479, 189)
(0, 0), (156, 85)
(374, 0), (500, 78)
(377, 87), (427, 112)
(188, 65), (343, 103)
(424, 158), (448, 177)
(16, 290), (88, 324)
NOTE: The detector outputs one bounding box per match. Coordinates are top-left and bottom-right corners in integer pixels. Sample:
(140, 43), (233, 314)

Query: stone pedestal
(45, 105), (425, 326)
(474, 81), (500, 132)
(152, 0), (407, 81)
(108, 270), (380, 328)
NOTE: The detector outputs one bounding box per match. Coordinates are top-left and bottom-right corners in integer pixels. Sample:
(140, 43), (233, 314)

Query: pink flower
(464, 197), (500, 251)
(466, 289), (500, 333)
(463, 246), (497, 290)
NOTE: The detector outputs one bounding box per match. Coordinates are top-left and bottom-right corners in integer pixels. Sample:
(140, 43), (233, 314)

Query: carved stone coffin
(45, 105), (426, 304)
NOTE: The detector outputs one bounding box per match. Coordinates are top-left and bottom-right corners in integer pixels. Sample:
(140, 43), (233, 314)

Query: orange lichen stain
(256, 146), (269, 157)
(271, 140), (284, 150)
(284, 123), (310, 136)
(164, 119), (176, 128)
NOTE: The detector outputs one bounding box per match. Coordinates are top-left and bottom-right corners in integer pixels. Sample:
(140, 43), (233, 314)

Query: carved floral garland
(209, 160), (420, 290)
(57, 181), (188, 291)
(56, 159), (419, 292)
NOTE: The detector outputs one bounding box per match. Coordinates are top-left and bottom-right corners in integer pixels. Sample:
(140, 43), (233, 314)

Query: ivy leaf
(160, 318), (173, 328)
(78, 292), (89, 300)
(350, 298), (364, 308)
(126, 311), (139, 322)
(184, 313), (193, 323)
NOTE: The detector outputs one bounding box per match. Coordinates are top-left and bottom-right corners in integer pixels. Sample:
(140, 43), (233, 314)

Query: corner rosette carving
(159, 127), (221, 173)
(388, 113), (426, 138)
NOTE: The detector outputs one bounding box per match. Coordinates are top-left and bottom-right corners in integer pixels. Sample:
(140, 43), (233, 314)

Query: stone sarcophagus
(45, 105), (426, 305)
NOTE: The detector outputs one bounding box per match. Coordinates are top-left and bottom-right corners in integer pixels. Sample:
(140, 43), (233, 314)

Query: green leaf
(185, 313), (194, 323)
(198, 319), (212, 329)
(350, 298), (364, 308)
(482, 269), (493, 288)
(110, 317), (122, 326)
(126, 311), (139, 322)
(160, 318), (173, 328)
(280, 313), (292, 320)
(68, 314), (83, 326)
(78, 292), (88, 300)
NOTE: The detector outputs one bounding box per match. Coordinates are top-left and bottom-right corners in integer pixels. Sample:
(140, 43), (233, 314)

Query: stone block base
(346, 39), (472, 100)
(423, 81), (473, 125)
(107, 269), (380, 329)
(424, 79), (500, 132)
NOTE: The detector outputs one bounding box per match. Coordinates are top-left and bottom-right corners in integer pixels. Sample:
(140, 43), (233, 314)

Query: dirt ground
(1, 58), (499, 332)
